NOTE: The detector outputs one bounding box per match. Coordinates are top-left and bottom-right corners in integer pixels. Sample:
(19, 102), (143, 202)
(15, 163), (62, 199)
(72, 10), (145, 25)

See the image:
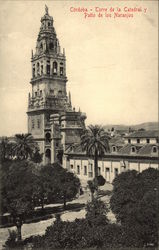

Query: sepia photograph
(0, 0), (158, 249)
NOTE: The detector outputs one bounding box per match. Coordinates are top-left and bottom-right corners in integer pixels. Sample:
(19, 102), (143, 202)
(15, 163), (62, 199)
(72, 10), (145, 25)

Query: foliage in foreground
(110, 168), (159, 247)
(1, 161), (80, 243)
(15, 195), (158, 249)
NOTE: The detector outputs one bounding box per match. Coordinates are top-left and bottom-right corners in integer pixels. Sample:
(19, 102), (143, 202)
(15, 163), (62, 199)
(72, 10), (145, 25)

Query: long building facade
(63, 131), (159, 187)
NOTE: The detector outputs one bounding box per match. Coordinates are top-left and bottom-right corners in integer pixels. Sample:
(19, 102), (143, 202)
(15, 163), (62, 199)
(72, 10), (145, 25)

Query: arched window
(37, 62), (40, 76)
(53, 61), (58, 75)
(45, 132), (51, 143)
(131, 146), (136, 153)
(49, 42), (54, 50)
(60, 67), (63, 76)
(40, 43), (43, 51)
(152, 146), (157, 153)
(112, 146), (116, 152)
(33, 64), (35, 77)
(45, 149), (51, 164)
(41, 64), (43, 75)
(47, 60), (50, 75)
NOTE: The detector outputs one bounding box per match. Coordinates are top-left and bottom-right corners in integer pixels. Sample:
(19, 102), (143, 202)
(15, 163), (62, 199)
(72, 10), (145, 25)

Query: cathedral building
(27, 6), (86, 165)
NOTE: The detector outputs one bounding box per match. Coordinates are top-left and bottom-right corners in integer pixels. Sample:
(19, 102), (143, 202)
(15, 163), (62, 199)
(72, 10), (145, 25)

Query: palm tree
(0, 137), (14, 162)
(13, 133), (38, 160)
(81, 125), (110, 196)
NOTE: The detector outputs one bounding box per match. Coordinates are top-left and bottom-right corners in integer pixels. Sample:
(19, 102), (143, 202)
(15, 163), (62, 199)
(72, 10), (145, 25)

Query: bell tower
(27, 6), (86, 165)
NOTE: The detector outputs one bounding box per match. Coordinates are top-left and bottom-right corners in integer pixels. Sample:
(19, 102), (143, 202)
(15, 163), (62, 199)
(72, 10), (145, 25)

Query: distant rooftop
(125, 130), (159, 138)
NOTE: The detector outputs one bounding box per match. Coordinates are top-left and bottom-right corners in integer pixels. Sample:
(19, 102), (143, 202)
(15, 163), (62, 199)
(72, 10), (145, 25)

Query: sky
(0, 0), (158, 136)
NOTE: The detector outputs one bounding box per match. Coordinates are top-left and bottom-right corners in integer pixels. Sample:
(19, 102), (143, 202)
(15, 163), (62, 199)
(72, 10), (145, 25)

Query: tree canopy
(110, 168), (159, 246)
(0, 160), (36, 240)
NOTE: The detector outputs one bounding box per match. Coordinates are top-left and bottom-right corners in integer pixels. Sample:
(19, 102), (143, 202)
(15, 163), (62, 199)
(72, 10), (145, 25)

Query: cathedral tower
(27, 6), (86, 165)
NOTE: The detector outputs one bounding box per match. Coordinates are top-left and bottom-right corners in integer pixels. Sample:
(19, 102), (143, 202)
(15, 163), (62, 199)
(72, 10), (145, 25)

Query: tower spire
(45, 5), (49, 15)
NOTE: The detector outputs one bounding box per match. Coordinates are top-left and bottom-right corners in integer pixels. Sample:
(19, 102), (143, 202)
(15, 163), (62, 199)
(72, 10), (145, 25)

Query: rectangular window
(137, 139), (140, 144)
(114, 168), (118, 177)
(98, 167), (101, 175)
(128, 139), (131, 143)
(84, 166), (87, 175)
(88, 163), (93, 172)
(35, 92), (37, 97)
(106, 167), (109, 172)
(40, 90), (42, 96)
(146, 138), (150, 144)
(77, 165), (80, 175)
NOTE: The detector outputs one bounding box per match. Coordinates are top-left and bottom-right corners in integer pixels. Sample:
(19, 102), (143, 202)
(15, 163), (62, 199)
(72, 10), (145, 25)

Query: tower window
(47, 64), (50, 75)
(40, 43), (43, 51)
(37, 62), (40, 76)
(32, 120), (34, 129)
(128, 139), (131, 143)
(58, 90), (62, 95)
(41, 65), (43, 74)
(45, 149), (51, 158)
(48, 22), (50, 27)
(112, 146), (116, 152)
(49, 42), (53, 50)
(53, 61), (57, 75)
(45, 133), (51, 143)
(37, 119), (40, 129)
(33, 65), (35, 77)
(60, 67), (63, 76)
(35, 92), (37, 97)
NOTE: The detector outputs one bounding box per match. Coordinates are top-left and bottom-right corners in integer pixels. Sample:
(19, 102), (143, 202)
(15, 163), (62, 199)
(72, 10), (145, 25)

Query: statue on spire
(69, 91), (72, 106)
(45, 5), (49, 15)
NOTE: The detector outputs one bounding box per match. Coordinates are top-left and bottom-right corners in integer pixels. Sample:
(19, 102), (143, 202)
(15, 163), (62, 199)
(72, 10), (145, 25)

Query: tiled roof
(109, 136), (125, 145)
(138, 144), (159, 156)
(124, 130), (159, 138)
(118, 144), (142, 155)
(65, 142), (159, 158)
